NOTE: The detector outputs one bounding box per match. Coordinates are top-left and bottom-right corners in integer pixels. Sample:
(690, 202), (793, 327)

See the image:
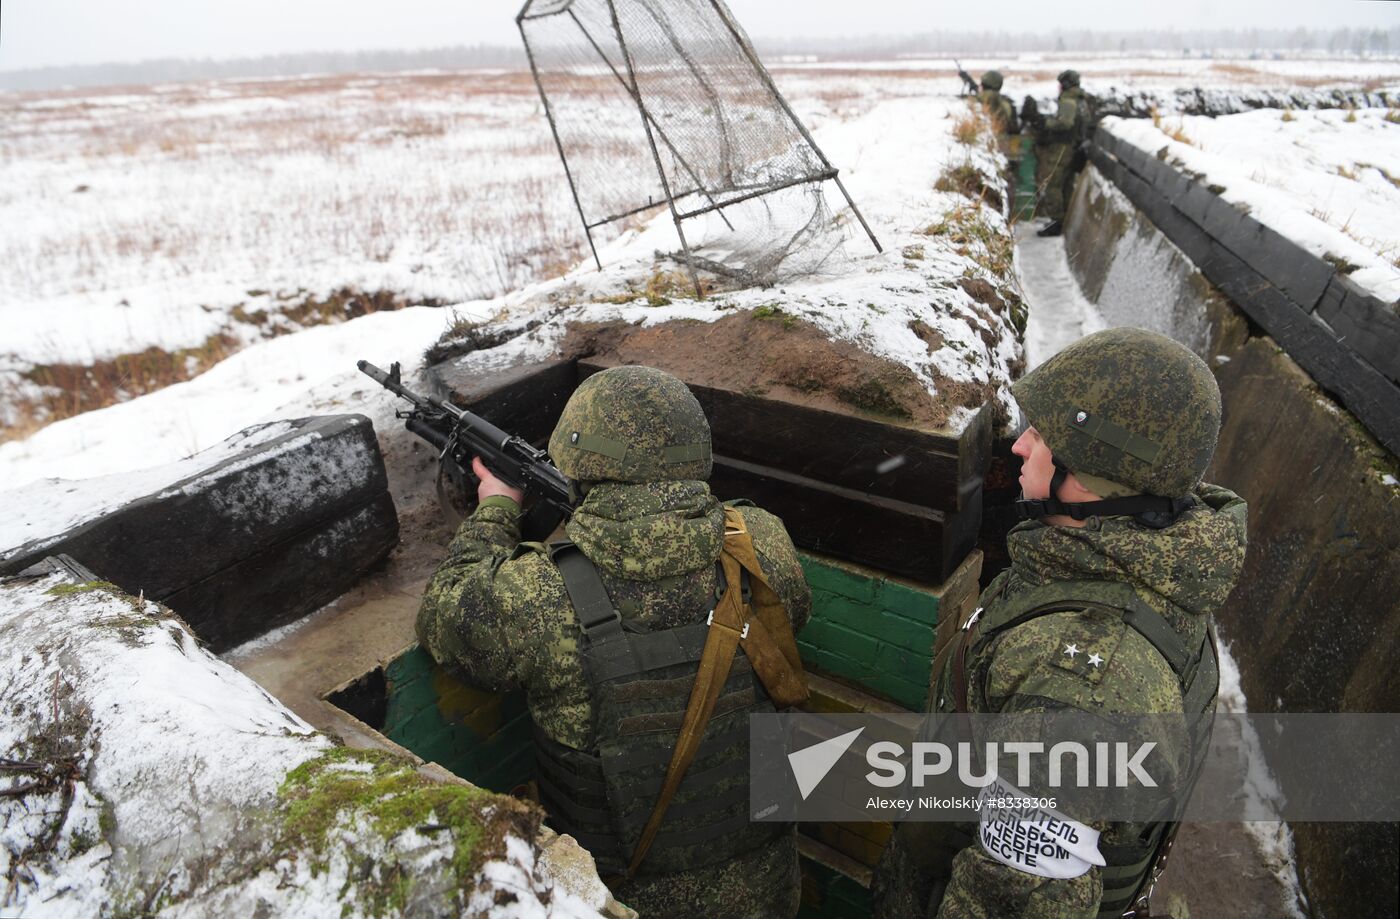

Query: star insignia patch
(1063, 643), (1081, 659)
(1087, 652), (1104, 668)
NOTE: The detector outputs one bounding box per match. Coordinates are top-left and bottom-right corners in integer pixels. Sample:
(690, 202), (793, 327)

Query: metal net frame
(517, 0), (881, 295)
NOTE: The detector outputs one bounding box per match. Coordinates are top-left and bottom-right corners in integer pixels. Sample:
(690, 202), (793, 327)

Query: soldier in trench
(416, 365), (812, 918)
(871, 328), (1248, 918)
(1032, 69), (1093, 237)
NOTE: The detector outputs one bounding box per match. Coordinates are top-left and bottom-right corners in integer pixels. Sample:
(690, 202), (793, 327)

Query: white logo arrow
(788, 727), (864, 800)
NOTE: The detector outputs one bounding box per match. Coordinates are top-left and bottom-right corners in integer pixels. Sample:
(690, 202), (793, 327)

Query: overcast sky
(2, 0), (1397, 71)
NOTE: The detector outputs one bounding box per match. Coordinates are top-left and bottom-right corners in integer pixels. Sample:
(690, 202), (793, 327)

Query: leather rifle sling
(626, 507), (808, 875)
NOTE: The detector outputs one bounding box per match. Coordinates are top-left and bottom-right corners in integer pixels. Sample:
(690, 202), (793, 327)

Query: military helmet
(1012, 328), (1221, 499)
(1057, 69), (1081, 88)
(549, 365), (712, 484)
(981, 70), (1004, 91)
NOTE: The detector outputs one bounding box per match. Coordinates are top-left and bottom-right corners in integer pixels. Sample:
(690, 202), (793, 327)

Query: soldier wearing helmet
(977, 70), (1023, 212)
(872, 329), (1248, 918)
(1034, 68), (1093, 237)
(977, 70), (1020, 137)
(417, 365), (811, 918)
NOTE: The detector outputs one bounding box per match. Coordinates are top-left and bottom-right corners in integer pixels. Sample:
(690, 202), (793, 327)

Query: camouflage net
(517, 0), (875, 288)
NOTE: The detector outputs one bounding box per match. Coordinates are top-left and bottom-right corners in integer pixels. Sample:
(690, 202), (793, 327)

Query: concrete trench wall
(1063, 159), (1400, 919)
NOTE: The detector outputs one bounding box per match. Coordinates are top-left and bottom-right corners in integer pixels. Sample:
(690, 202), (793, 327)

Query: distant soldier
(1032, 69), (1092, 237)
(417, 366), (812, 918)
(871, 328), (1248, 918)
(977, 70), (1020, 138)
(977, 70), (1022, 205)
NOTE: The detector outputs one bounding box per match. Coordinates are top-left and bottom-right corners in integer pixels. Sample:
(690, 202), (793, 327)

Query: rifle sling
(626, 506), (809, 877)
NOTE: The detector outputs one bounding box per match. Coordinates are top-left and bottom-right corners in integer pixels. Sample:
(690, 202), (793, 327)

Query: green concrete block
(880, 581), (940, 626)
(799, 619), (881, 668)
(799, 644), (872, 684)
(876, 641), (933, 688)
(862, 670), (926, 711)
(800, 555), (879, 604)
(809, 595), (879, 631)
(870, 611), (937, 655)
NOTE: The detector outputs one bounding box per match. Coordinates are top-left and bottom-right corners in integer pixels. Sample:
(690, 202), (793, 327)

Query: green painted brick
(800, 618), (881, 666)
(862, 670), (926, 710)
(871, 611), (937, 655)
(809, 594), (880, 631)
(876, 641), (933, 687)
(881, 581), (940, 625)
(799, 555), (880, 604)
(799, 643), (874, 684)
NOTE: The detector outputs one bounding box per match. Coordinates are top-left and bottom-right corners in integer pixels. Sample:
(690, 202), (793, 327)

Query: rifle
(954, 59), (979, 96)
(358, 360), (573, 540)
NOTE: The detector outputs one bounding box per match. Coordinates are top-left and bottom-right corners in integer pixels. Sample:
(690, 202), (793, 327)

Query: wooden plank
(709, 454), (968, 583)
(1094, 142), (1400, 456)
(1315, 276), (1400, 385)
(579, 359), (982, 513)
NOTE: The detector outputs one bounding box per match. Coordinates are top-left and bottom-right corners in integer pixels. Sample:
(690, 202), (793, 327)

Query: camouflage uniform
(976, 71), (1020, 139)
(872, 329), (1248, 918)
(1035, 70), (1090, 224)
(417, 367), (812, 919)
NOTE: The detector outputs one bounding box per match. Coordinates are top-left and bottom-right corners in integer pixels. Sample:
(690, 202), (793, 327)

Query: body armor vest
(936, 577), (1219, 918)
(533, 542), (784, 877)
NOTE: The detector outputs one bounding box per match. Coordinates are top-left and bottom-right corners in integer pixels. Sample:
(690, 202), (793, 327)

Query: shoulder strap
(550, 542), (624, 644)
(626, 507), (808, 877)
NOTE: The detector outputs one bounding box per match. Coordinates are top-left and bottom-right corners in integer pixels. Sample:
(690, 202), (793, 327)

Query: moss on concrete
(276, 746), (537, 916)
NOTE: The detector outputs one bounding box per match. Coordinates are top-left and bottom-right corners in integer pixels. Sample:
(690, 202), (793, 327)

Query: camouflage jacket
(417, 480), (812, 750)
(936, 483), (1247, 918)
(977, 89), (1020, 135)
(1042, 85), (1089, 143)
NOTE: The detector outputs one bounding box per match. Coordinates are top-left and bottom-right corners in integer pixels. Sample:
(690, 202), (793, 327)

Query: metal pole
(566, 7), (734, 232)
(608, 0), (704, 298)
(518, 16), (603, 271)
(706, 0), (883, 254)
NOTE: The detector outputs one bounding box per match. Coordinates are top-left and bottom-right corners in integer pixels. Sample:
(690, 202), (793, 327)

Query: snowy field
(2, 53), (1396, 480)
(1106, 109), (1400, 302)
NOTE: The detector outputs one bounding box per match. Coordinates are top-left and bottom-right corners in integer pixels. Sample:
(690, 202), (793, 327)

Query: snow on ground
(0, 569), (611, 918)
(0, 304), (483, 492)
(1215, 641), (1309, 919)
(1014, 223), (1107, 369)
(2, 80), (1024, 495)
(419, 90), (1024, 436)
(1106, 109), (1400, 303)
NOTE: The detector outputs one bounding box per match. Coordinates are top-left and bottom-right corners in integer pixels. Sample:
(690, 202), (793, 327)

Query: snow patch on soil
(1216, 640), (1309, 919)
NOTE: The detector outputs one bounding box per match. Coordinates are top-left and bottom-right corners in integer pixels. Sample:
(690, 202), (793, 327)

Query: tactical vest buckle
(706, 609), (749, 639)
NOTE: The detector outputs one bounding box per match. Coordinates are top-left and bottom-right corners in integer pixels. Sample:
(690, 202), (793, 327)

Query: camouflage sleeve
(1044, 95), (1079, 136)
(734, 504), (813, 634)
(415, 496), (546, 691)
(938, 844), (1101, 918)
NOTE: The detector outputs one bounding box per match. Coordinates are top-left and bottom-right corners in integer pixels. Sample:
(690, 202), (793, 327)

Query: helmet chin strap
(1014, 459), (1193, 529)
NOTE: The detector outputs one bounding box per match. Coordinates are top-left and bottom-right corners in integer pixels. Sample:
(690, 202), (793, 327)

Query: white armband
(976, 778), (1105, 880)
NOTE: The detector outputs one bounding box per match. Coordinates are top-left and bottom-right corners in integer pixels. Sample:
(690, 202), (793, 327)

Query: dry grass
(1164, 119), (1194, 145)
(921, 202), (1014, 278)
(2, 333), (239, 445)
(951, 110), (983, 146)
(1281, 109), (1297, 123)
(1336, 164), (1358, 181)
(1386, 109), (1400, 125)
(933, 160), (1004, 211)
(0, 288), (434, 444)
